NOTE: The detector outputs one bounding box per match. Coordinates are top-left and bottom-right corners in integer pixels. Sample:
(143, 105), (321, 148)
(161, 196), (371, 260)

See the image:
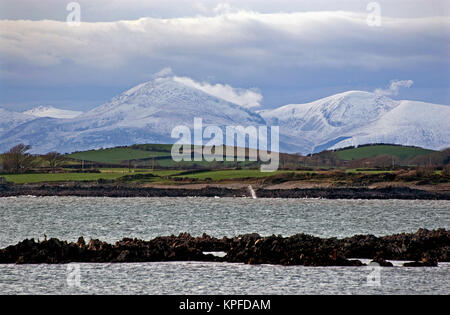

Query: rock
(0, 229), (448, 266)
(403, 260), (438, 267)
(115, 250), (130, 262)
(371, 256), (393, 267)
(404, 261), (424, 267)
(348, 260), (365, 266)
(76, 237), (85, 247)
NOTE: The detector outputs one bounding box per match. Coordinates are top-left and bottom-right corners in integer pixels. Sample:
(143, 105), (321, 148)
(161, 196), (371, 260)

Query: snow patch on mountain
(0, 108), (36, 134)
(23, 106), (82, 119)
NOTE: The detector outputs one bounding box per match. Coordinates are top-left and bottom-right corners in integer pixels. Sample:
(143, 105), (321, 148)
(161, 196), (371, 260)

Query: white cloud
(374, 80), (414, 96)
(173, 76), (262, 108)
(154, 67), (174, 78)
(213, 3), (235, 15)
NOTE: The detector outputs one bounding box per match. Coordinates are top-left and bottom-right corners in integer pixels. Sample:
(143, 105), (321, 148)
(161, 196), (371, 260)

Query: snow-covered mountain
(260, 91), (450, 153)
(23, 106), (82, 119)
(328, 100), (450, 151)
(0, 81), (448, 154)
(80, 78), (265, 134)
(0, 78), (266, 153)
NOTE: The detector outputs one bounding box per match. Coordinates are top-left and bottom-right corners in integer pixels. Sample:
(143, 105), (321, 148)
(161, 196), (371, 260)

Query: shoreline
(0, 183), (449, 199)
(1, 229), (448, 266)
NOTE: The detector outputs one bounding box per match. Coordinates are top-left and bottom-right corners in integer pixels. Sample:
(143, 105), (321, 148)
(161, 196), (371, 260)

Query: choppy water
(0, 196), (449, 294)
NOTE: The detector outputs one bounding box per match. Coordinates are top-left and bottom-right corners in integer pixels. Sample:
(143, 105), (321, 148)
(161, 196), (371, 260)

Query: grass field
(67, 145), (261, 168)
(68, 147), (171, 164)
(1, 169), (289, 184)
(334, 145), (435, 161)
(96, 168), (182, 176)
(2, 168), (287, 184)
(1, 172), (133, 184)
(130, 143), (173, 152)
(66, 143), (439, 169)
(1, 169), (187, 184)
(344, 169), (395, 174)
(173, 169), (290, 180)
(1, 167), (438, 184)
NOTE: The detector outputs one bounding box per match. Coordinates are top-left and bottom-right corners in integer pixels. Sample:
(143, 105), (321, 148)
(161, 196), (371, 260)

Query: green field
(68, 147), (170, 164)
(95, 168), (182, 176)
(334, 145), (435, 161)
(344, 169), (395, 174)
(174, 169), (290, 180)
(67, 144), (261, 168)
(130, 143), (173, 152)
(1, 172), (132, 184)
(1, 169), (285, 184)
(1, 169), (186, 184)
(66, 144), (440, 169)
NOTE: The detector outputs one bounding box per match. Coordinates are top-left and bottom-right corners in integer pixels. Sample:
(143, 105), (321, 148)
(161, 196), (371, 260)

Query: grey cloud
(0, 7), (449, 108)
(1, 12), (448, 79)
(1, 0), (449, 21)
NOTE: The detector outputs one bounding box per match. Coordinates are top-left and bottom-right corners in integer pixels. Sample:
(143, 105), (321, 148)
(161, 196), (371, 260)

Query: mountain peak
(260, 90), (448, 153)
(84, 77), (265, 128)
(262, 90), (398, 126)
(312, 90), (398, 125)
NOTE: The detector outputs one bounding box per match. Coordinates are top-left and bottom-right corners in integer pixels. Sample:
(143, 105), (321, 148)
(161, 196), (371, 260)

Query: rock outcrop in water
(0, 229), (448, 266)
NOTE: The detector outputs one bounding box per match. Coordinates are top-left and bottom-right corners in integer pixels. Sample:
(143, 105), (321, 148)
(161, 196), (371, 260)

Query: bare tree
(442, 164), (450, 177)
(43, 152), (66, 173)
(2, 144), (37, 174)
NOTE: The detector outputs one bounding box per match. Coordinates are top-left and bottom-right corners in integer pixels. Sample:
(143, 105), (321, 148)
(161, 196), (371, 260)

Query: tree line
(1, 144), (66, 174)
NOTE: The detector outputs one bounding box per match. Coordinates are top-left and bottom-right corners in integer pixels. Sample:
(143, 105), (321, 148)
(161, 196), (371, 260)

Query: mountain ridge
(260, 90), (449, 153)
(0, 80), (448, 154)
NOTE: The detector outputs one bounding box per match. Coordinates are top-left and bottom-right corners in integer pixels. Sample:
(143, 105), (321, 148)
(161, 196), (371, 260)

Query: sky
(0, 0), (449, 112)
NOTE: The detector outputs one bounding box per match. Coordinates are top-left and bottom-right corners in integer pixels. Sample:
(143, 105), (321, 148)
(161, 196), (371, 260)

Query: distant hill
(68, 147), (171, 165)
(334, 144), (435, 161)
(66, 144), (261, 169)
(65, 143), (449, 170)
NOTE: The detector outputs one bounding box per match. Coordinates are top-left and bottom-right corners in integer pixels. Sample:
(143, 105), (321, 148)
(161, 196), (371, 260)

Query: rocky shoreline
(0, 183), (449, 199)
(0, 229), (448, 267)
